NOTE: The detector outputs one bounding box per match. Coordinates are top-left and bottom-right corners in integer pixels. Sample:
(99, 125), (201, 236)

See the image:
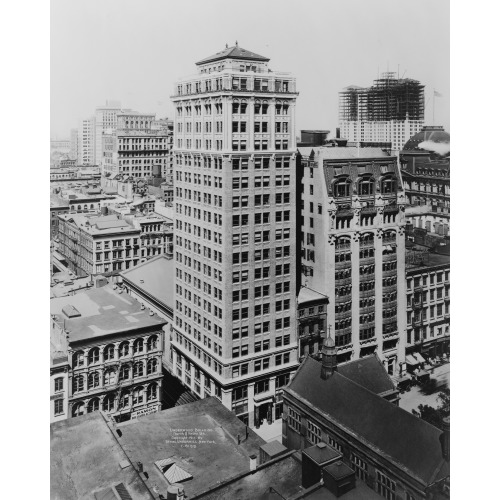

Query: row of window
(71, 337), (158, 367)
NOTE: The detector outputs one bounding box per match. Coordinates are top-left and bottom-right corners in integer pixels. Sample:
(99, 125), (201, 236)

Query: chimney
(321, 328), (338, 380)
(440, 416), (450, 461)
(249, 455), (257, 472)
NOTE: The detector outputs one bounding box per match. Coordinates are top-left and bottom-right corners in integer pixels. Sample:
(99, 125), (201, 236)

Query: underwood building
(170, 44), (299, 427)
(339, 73), (425, 153)
(297, 145), (406, 374)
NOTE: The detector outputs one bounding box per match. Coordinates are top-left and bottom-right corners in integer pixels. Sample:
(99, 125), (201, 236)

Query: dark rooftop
(121, 255), (174, 313)
(196, 45), (269, 65)
(195, 453), (305, 500)
(116, 398), (266, 499)
(337, 354), (397, 397)
(286, 358), (449, 486)
(50, 286), (166, 343)
(51, 412), (153, 500)
(303, 442), (342, 465)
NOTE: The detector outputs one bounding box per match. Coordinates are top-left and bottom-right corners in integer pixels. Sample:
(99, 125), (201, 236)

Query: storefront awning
(413, 352), (426, 364)
(405, 355), (418, 366)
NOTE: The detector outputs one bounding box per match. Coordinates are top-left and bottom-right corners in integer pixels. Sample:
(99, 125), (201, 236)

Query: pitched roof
(337, 355), (396, 396)
(196, 45), (269, 65)
(286, 357), (449, 485)
(120, 255), (174, 313)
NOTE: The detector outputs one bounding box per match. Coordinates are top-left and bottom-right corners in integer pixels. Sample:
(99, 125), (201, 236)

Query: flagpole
(433, 89), (435, 125)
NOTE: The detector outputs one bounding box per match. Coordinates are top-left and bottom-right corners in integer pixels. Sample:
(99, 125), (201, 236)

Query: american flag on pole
(434, 90), (442, 97)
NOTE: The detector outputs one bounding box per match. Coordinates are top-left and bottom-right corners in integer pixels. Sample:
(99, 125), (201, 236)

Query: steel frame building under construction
(339, 72), (425, 152)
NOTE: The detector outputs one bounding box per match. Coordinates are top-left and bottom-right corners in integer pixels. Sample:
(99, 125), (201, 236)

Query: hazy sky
(51, 0), (450, 139)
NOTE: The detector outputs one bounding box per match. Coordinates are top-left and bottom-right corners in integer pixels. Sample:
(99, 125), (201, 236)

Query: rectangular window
(54, 399), (64, 416)
(376, 471), (396, 500)
(307, 420), (321, 445)
(289, 407), (301, 432)
(351, 454), (368, 481)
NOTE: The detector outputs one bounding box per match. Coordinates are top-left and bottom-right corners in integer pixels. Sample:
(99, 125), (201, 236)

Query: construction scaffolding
(339, 72), (425, 122)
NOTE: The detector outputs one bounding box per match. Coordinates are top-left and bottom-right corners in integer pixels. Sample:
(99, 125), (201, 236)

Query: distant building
(400, 126), (450, 237)
(51, 138), (71, 151)
(297, 145), (406, 374)
(57, 211), (173, 277)
(57, 213), (142, 277)
(50, 194), (69, 239)
(69, 128), (79, 160)
(405, 250), (450, 361)
(94, 100), (124, 167)
(50, 286), (167, 423)
(103, 112), (173, 179)
(78, 116), (96, 165)
(339, 73), (425, 153)
(283, 349), (450, 500)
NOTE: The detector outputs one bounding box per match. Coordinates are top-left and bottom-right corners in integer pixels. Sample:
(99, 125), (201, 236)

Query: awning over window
(405, 355), (418, 366)
(413, 352), (426, 364)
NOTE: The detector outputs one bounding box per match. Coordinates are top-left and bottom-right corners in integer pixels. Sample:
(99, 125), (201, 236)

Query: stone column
(374, 228), (384, 354)
(247, 382), (255, 429)
(351, 232), (361, 359)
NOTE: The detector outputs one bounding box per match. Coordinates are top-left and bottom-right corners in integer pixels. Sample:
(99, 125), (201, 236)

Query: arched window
(72, 351), (84, 368)
(147, 383), (157, 401)
(381, 176), (396, 194)
(88, 347), (100, 365)
(104, 369), (115, 386)
(360, 233), (374, 246)
(119, 342), (129, 358)
(87, 398), (99, 413)
(72, 375), (84, 393)
(103, 394), (115, 412)
(147, 335), (158, 351)
(104, 344), (115, 361)
(147, 358), (157, 375)
(88, 372), (99, 389)
(119, 391), (130, 409)
(72, 402), (85, 418)
(133, 386), (144, 405)
(133, 338), (144, 354)
(133, 362), (144, 378)
(358, 176), (375, 196)
(77, 205), (82, 210)
(333, 177), (351, 198)
(119, 364), (130, 381)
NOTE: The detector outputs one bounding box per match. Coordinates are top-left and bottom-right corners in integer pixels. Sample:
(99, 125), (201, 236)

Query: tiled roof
(196, 45), (269, 65)
(286, 357), (449, 485)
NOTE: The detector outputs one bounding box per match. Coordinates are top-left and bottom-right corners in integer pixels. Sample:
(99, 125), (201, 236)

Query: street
(399, 362), (450, 414)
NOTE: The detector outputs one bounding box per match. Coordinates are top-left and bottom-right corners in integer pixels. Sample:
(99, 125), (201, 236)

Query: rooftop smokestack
(321, 327), (338, 380)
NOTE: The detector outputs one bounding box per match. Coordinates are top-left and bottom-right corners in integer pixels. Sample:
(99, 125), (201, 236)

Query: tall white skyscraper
(169, 44), (299, 428)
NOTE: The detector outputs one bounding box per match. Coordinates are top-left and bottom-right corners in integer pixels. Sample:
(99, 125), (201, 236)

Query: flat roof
(298, 146), (393, 160)
(297, 286), (329, 305)
(116, 398), (266, 499)
(196, 453), (305, 500)
(50, 286), (166, 343)
(121, 255), (174, 311)
(51, 412), (154, 500)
